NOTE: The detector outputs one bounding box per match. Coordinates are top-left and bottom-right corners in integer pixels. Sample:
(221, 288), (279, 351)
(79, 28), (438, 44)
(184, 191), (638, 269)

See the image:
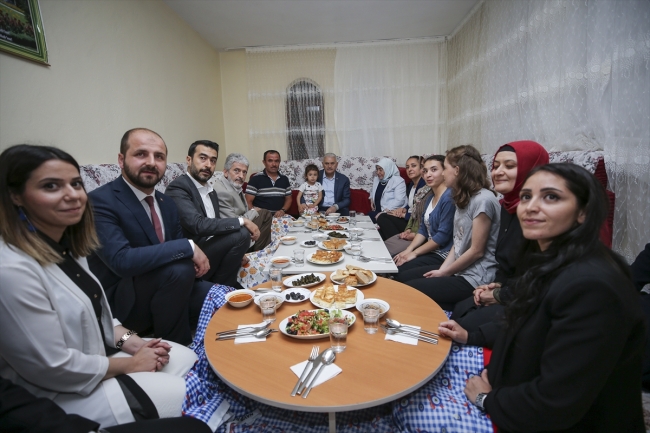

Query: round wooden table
(204, 273), (451, 431)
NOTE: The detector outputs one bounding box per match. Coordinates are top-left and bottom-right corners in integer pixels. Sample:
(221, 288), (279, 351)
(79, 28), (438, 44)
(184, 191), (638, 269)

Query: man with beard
(213, 153), (272, 251)
(88, 128), (213, 345)
(166, 141), (258, 286)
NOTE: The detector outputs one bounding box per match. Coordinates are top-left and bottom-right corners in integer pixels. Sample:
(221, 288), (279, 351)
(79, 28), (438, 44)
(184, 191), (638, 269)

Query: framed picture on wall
(0, 0), (48, 65)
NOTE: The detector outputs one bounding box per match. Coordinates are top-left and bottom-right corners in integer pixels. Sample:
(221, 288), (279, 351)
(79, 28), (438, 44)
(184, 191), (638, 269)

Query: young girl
(297, 164), (323, 215)
(404, 145), (501, 311)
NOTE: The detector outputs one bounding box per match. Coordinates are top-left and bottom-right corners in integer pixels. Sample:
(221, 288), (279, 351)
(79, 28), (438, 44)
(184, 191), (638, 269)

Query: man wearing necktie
(88, 128), (214, 345)
(166, 141), (259, 290)
(212, 153), (273, 251)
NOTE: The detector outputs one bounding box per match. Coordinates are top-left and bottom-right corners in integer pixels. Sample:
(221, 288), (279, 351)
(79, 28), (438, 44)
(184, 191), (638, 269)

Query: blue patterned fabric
(184, 291), (492, 433)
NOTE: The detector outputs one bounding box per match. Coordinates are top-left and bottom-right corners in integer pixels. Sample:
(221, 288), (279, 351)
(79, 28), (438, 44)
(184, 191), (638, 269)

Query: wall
(0, 0), (224, 165)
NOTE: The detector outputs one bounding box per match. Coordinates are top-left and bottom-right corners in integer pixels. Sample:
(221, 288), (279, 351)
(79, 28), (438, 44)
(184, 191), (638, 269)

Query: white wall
(0, 0), (224, 164)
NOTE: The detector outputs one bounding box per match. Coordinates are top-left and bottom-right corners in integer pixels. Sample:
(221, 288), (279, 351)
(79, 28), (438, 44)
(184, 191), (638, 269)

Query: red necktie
(144, 196), (164, 243)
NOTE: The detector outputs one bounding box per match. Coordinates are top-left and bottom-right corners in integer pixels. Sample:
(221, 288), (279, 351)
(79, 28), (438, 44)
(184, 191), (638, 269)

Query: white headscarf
(376, 158), (400, 185)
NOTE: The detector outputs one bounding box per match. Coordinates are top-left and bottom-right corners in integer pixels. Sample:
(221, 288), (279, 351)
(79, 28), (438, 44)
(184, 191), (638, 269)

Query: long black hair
(505, 163), (631, 327)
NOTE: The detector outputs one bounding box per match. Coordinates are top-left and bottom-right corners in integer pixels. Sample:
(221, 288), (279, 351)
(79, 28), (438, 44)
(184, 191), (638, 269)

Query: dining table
(273, 215), (399, 275)
(204, 272), (451, 432)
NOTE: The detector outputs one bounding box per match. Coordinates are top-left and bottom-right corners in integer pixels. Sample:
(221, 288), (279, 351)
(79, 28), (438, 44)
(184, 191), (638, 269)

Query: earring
(18, 207), (36, 233)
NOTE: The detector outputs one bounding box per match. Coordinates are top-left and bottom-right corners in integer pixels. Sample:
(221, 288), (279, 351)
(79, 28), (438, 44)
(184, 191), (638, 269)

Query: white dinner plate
(309, 285), (365, 310)
(319, 226), (348, 232)
(300, 240), (318, 248)
(317, 240), (348, 251)
(306, 252), (345, 265)
(279, 309), (356, 340)
(280, 287), (311, 303)
(329, 270), (377, 287)
(324, 230), (350, 240)
(283, 273), (326, 288)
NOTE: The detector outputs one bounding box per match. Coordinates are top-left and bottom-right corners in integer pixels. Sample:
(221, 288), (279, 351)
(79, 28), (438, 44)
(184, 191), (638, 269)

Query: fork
(358, 256), (392, 263)
(291, 346), (320, 396)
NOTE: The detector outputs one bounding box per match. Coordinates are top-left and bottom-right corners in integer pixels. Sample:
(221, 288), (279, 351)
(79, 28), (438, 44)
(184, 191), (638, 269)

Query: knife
(296, 352), (325, 395)
(291, 358), (316, 396)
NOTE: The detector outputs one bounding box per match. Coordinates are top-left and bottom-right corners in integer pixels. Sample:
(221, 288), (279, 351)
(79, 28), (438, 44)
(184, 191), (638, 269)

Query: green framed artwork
(0, 0), (48, 65)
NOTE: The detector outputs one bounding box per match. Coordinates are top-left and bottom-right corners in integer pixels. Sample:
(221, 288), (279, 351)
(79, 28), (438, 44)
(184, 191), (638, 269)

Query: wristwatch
(475, 392), (488, 410)
(280, 208), (286, 213)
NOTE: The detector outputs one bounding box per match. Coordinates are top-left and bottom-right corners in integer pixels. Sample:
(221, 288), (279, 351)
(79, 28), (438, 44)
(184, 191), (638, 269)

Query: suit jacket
(212, 175), (259, 220)
(484, 253), (645, 433)
(165, 173), (241, 243)
(0, 239), (133, 426)
(301, 170), (350, 215)
(88, 176), (194, 317)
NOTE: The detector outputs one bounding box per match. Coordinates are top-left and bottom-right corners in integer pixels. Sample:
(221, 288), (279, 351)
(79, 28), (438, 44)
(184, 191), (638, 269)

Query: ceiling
(163, 0), (479, 52)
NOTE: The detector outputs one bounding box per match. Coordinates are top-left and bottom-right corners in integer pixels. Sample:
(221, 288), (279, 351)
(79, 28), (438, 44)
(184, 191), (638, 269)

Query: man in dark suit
(89, 128), (213, 345)
(166, 140), (259, 289)
(300, 153), (351, 215)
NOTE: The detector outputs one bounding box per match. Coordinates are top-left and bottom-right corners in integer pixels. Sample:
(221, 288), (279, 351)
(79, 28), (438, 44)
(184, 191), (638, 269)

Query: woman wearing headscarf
(369, 157), (407, 223)
(452, 141), (549, 333)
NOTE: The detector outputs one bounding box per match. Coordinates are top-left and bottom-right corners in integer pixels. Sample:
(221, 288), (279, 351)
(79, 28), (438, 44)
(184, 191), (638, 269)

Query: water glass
(260, 296), (277, 323)
(349, 240), (362, 258)
(349, 210), (357, 228)
(269, 268), (283, 291)
(329, 320), (348, 353)
(293, 249), (305, 267)
(362, 307), (380, 334)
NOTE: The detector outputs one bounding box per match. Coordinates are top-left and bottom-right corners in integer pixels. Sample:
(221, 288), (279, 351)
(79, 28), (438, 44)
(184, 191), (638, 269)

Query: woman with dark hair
(451, 141), (549, 332)
(377, 155), (426, 240)
(441, 163), (645, 432)
(368, 157), (407, 223)
(403, 145), (501, 311)
(0, 145), (197, 428)
(392, 155), (455, 274)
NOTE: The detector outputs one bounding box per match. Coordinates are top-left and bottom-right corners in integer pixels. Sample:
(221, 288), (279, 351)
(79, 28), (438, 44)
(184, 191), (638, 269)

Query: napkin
(290, 360), (342, 388)
(385, 325), (421, 345)
(234, 323), (269, 344)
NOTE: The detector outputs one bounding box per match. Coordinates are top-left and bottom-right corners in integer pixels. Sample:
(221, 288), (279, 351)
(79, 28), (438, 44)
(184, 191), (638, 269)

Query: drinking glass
(349, 210), (357, 228)
(329, 319), (348, 353)
(293, 249), (305, 267)
(260, 296), (277, 323)
(362, 307), (380, 334)
(269, 268), (283, 291)
(349, 240), (362, 258)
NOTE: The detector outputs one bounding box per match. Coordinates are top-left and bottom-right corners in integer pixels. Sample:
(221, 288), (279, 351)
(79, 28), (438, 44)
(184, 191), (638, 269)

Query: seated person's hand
(473, 282), (501, 306)
(438, 320), (469, 344)
(464, 369), (492, 406)
(423, 268), (447, 278)
(192, 245), (210, 278)
(297, 204), (306, 212)
(325, 206), (337, 215)
(273, 209), (285, 218)
(398, 229), (412, 240)
(243, 218), (260, 241)
(131, 338), (168, 373)
(393, 250), (416, 266)
(241, 255), (250, 266)
(307, 204), (316, 208)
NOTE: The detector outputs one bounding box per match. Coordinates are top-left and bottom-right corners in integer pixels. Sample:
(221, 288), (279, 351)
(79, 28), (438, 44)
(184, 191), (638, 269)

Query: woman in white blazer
(0, 145), (197, 428)
(369, 157), (407, 223)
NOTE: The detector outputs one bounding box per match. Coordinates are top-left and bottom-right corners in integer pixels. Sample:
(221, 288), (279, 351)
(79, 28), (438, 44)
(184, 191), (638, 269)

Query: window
(286, 78), (325, 160)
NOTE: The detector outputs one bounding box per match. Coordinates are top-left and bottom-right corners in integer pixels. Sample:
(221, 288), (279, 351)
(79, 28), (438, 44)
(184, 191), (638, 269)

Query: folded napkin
(290, 360), (342, 388)
(385, 324), (421, 346)
(234, 323), (268, 344)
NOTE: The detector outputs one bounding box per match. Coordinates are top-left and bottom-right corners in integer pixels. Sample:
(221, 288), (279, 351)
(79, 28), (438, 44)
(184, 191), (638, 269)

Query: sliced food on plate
(308, 250), (343, 264)
(331, 265), (376, 286)
(311, 283), (359, 309)
(320, 238), (348, 250)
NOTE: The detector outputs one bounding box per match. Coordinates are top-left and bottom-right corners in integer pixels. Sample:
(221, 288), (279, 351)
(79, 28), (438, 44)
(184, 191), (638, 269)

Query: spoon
(386, 318), (440, 338)
(215, 322), (270, 337)
(302, 349), (336, 398)
(216, 328), (274, 341)
(382, 326), (438, 344)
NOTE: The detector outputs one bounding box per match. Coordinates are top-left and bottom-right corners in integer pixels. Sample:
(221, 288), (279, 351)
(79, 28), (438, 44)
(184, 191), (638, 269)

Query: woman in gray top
(404, 145), (500, 311)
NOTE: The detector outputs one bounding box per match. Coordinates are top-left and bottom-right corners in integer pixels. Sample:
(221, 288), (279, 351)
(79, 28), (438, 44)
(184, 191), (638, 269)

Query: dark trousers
(395, 253), (446, 282)
(118, 259), (210, 345)
(452, 296), (506, 334)
(406, 275), (475, 311)
(105, 417), (211, 433)
(250, 209), (273, 252)
(199, 227), (250, 288)
(377, 213), (408, 240)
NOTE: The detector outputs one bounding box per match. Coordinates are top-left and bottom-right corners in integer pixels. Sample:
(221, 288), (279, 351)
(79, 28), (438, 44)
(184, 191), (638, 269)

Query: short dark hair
(188, 140), (219, 157)
(263, 150), (281, 161)
(120, 128), (166, 155)
(423, 154), (445, 165)
(304, 164), (319, 180)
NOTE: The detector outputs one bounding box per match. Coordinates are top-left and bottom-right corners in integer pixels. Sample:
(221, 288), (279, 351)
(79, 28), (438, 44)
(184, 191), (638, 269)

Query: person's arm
(314, 190), (323, 207)
(333, 175), (351, 212)
(244, 179), (258, 211)
(275, 190), (292, 218)
(393, 233), (427, 265)
(296, 191), (306, 213)
(425, 213), (492, 278)
(383, 177), (407, 211)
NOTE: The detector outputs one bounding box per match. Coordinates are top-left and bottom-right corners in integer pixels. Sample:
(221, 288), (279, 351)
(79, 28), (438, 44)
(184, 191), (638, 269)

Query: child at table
(297, 164), (323, 216)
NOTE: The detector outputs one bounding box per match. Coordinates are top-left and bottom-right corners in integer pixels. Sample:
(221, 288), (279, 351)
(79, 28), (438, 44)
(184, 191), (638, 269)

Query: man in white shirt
(166, 140), (259, 289)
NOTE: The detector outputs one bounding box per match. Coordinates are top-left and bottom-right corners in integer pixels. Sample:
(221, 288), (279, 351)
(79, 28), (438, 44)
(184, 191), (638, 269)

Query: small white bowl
(328, 213), (341, 218)
(271, 256), (292, 268)
(254, 293), (284, 310)
(356, 298), (390, 318)
(280, 236), (297, 245)
(292, 219), (305, 227)
(226, 289), (256, 308)
(311, 233), (328, 241)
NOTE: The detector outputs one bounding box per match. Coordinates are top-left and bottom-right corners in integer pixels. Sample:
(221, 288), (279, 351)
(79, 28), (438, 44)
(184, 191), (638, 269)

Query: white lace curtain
(448, 0), (650, 262)
(333, 40), (448, 162)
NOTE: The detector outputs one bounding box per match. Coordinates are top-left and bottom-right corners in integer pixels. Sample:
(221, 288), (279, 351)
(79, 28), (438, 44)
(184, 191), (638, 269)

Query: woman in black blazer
(440, 163), (645, 432)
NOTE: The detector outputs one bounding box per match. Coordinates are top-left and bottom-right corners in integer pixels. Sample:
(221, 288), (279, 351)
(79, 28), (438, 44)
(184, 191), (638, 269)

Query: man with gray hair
(300, 153), (351, 215)
(213, 153), (272, 251)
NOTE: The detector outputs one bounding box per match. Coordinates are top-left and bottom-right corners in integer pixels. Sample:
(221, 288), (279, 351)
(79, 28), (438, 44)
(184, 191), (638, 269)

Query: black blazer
(484, 253), (645, 432)
(165, 173), (241, 244)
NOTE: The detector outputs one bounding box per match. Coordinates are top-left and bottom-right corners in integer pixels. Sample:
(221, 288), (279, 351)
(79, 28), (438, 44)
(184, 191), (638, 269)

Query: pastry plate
(306, 252), (345, 265)
(309, 285), (365, 310)
(283, 273), (326, 288)
(317, 240), (348, 251)
(330, 270), (377, 287)
(279, 309), (356, 340)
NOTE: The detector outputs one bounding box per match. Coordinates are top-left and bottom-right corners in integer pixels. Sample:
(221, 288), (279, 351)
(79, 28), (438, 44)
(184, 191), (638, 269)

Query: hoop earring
(18, 207), (36, 233)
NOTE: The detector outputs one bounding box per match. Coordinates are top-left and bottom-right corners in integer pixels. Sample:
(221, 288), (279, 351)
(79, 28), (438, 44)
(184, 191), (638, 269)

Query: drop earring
(18, 207), (36, 233)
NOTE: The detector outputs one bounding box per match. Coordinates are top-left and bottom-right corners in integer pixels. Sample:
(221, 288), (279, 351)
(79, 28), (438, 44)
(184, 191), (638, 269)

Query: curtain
(246, 48), (338, 161)
(333, 40), (448, 162)
(448, 0), (650, 262)
(286, 78), (324, 159)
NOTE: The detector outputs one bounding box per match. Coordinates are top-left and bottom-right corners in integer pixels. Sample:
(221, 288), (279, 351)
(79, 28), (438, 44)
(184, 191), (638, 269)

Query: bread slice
(357, 270), (373, 285)
(344, 275), (358, 286)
